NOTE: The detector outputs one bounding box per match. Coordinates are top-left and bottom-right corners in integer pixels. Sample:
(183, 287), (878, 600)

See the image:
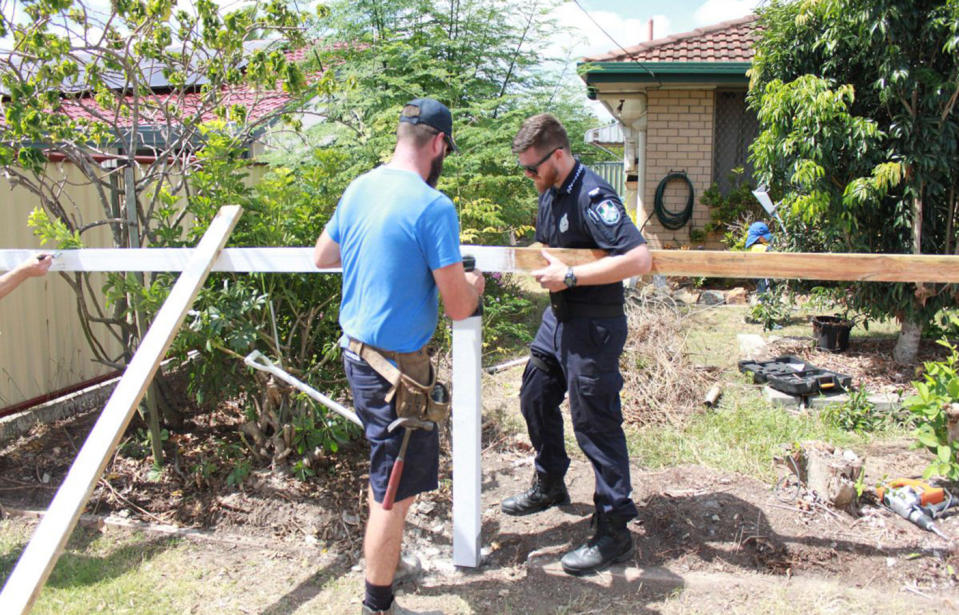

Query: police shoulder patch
(593, 200), (621, 226)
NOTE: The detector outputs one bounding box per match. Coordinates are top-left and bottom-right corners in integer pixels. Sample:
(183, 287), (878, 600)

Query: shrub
(904, 321), (959, 480)
(700, 167), (766, 250)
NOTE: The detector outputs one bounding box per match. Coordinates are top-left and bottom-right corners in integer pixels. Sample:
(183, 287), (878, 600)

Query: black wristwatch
(563, 266), (577, 288)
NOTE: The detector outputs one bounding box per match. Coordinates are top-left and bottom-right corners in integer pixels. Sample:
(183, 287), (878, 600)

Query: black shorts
(343, 352), (439, 503)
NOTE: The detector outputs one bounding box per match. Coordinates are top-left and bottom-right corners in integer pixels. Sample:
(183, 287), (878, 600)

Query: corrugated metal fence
(1, 162), (122, 409)
(592, 161), (625, 198)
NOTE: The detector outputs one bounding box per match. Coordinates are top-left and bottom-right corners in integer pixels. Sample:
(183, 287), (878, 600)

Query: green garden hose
(654, 171), (694, 230)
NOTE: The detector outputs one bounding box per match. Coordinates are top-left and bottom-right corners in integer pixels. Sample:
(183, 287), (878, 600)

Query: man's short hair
(512, 113), (570, 154)
(397, 121), (441, 149)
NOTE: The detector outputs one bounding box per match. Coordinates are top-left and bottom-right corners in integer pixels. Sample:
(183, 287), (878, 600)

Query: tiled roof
(58, 85), (294, 129)
(585, 15), (758, 63)
(1, 45), (317, 131)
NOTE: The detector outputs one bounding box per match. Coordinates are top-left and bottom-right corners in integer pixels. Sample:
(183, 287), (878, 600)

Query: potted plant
(805, 287), (865, 352)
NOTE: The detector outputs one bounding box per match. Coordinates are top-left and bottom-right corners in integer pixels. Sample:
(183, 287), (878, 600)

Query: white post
(451, 314), (482, 567)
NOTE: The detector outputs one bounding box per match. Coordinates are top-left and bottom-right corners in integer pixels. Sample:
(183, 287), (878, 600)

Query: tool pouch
(349, 339), (451, 424)
(395, 363), (450, 424)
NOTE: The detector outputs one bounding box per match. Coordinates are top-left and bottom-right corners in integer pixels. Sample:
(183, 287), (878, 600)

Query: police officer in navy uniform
(502, 113), (652, 575)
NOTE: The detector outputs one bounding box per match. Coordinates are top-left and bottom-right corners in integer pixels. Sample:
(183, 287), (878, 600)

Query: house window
(712, 90), (759, 194)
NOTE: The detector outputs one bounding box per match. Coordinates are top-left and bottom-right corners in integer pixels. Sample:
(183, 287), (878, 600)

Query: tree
(300, 0), (602, 246)
(169, 0), (608, 476)
(749, 0), (959, 363)
(0, 0), (318, 457)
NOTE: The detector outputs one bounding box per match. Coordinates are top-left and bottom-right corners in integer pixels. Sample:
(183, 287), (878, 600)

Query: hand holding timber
(532, 249), (569, 292)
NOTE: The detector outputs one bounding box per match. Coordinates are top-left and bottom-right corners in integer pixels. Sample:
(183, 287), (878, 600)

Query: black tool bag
(739, 355), (852, 396)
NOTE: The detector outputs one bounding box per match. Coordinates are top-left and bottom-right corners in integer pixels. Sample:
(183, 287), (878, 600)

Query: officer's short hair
(512, 113), (570, 154)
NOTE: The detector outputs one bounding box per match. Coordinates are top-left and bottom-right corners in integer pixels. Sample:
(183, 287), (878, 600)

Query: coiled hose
(653, 171), (694, 230)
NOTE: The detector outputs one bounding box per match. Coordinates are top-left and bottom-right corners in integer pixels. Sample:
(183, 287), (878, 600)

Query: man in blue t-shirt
(314, 98), (484, 615)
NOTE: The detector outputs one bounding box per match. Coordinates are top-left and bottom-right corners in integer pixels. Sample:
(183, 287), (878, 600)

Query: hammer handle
(382, 428), (413, 511)
(382, 459), (404, 511)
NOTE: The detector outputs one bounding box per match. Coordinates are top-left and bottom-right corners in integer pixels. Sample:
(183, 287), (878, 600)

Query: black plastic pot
(812, 315), (852, 353)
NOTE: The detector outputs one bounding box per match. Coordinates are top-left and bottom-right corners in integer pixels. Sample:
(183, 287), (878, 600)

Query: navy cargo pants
(520, 306), (638, 519)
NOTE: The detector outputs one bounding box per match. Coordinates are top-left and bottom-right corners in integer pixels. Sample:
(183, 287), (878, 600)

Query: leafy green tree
(0, 0), (315, 368)
(0, 0), (318, 460)
(749, 0), (959, 363)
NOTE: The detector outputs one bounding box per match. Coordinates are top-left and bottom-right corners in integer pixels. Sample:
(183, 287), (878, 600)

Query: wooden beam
(472, 247), (959, 283)
(0, 206), (242, 615)
(647, 250), (959, 283)
(4, 247), (959, 282)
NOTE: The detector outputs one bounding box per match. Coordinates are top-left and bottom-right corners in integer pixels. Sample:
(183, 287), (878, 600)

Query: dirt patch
(3, 329), (959, 612)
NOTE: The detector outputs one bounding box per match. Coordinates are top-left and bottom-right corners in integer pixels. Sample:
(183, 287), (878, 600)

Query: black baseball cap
(399, 98), (458, 153)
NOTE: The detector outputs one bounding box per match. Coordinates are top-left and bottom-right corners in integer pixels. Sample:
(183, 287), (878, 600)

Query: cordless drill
(879, 482), (951, 541)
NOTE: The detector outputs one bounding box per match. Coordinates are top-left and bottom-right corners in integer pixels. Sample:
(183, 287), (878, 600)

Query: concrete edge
(0, 375), (120, 445)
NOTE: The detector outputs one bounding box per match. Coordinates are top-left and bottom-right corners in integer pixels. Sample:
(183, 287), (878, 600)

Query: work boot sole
(500, 493), (571, 516)
(561, 546), (633, 576)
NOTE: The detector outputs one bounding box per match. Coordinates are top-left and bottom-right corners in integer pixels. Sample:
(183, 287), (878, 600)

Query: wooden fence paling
(0, 205), (242, 615)
(4, 247), (959, 282)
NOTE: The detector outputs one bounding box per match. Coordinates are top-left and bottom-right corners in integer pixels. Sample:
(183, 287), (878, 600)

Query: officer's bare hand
(466, 269), (485, 295)
(532, 250), (568, 292)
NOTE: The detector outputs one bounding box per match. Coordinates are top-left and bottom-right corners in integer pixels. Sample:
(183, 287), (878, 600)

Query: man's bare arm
(433, 261), (485, 320)
(313, 229), (341, 268)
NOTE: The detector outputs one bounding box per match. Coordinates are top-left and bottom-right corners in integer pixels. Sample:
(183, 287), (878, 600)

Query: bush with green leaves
(747, 294), (791, 332)
(160, 135), (358, 470)
(821, 385), (890, 434)
(700, 167), (767, 249)
(905, 324), (959, 480)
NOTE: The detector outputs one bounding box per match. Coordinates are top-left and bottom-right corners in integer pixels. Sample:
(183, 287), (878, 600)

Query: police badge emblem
(594, 200), (621, 225)
(559, 213), (569, 233)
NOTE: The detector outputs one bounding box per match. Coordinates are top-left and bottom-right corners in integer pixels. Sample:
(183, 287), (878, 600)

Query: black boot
(560, 512), (633, 575)
(501, 473), (570, 516)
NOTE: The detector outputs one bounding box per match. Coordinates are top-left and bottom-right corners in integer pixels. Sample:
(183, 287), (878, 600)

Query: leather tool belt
(347, 338), (450, 424)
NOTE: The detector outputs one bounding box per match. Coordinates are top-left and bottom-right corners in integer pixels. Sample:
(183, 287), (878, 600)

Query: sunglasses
(427, 128), (454, 156)
(520, 147), (559, 175)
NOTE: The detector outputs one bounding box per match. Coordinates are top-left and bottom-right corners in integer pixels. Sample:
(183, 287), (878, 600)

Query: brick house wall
(641, 88), (721, 249)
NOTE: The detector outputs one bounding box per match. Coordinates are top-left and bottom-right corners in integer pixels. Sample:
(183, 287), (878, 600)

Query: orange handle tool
(877, 478), (945, 507)
(382, 428), (413, 511)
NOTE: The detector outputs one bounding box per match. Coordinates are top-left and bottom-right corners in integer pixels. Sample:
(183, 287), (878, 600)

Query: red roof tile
(58, 85), (294, 128)
(1, 45), (321, 131)
(584, 15), (758, 63)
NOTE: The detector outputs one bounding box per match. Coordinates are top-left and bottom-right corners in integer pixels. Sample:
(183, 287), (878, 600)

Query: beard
(426, 151), (444, 188)
(533, 163), (556, 194)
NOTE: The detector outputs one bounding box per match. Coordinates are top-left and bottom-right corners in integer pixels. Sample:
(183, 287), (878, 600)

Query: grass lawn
(629, 300), (911, 482)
